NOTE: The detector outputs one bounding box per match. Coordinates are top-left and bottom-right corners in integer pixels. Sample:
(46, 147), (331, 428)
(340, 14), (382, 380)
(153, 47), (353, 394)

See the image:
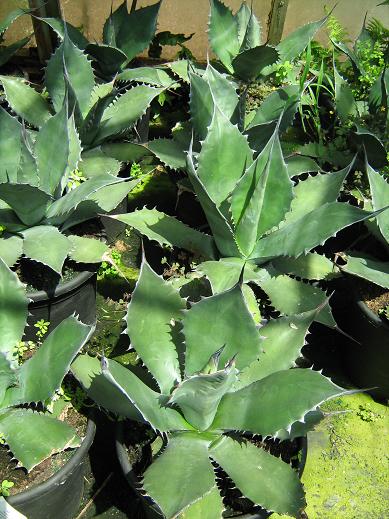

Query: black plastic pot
(116, 423), (307, 519)
(333, 285), (389, 400)
(25, 270), (97, 341)
(8, 417), (96, 519)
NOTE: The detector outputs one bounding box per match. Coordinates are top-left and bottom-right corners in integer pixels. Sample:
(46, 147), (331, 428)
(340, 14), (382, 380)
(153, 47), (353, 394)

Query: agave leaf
(196, 107), (252, 209)
(80, 149), (121, 178)
(0, 107), (22, 182)
(235, 310), (316, 389)
(61, 113), (82, 192)
(79, 91), (117, 147)
(35, 102), (69, 196)
(351, 126), (387, 169)
(197, 258), (245, 294)
(111, 208), (216, 260)
(71, 355), (142, 421)
(0, 76), (52, 128)
(236, 2), (261, 50)
(22, 226), (71, 274)
(285, 155), (321, 177)
(334, 62), (357, 123)
(0, 183), (52, 226)
(4, 316), (93, 407)
(276, 409), (324, 441)
(177, 486), (223, 519)
(248, 85), (301, 128)
(0, 354), (16, 406)
(232, 45), (279, 81)
(231, 125), (293, 256)
(147, 138), (187, 170)
(203, 64), (241, 125)
(331, 40), (362, 75)
(86, 43), (128, 77)
(367, 162), (389, 243)
(103, 1), (126, 46)
(369, 69), (388, 113)
(101, 141), (151, 162)
(272, 253), (340, 280)
(0, 235), (23, 267)
(168, 365), (238, 430)
(282, 165), (354, 225)
(0, 258), (28, 360)
(116, 2), (161, 62)
(251, 202), (383, 260)
(45, 36), (94, 117)
(143, 432), (216, 519)
(0, 409), (79, 472)
(0, 36), (30, 67)
(38, 18), (89, 49)
(94, 85), (164, 144)
(208, 0), (240, 73)
(117, 66), (176, 87)
(45, 174), (128, 221)
(212, 368), (344, 436)
(276, 14), (328, 62)
(210, 435), (305, 517)
(17, 130), (38, 186)
(68, 235), (109, 263)
(0, 201), (25, 233)
(257, 270), (336, 327)
(126, 261), (186, 394)
(183, 284), (262, 376)
(167, 60), (191, 82)
(100, 358), (191, 432)
(341, 253), (389, 289)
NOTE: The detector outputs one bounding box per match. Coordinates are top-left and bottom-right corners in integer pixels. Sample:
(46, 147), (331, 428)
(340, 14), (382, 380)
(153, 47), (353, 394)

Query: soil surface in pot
(353, 277), (389, 321)
(121, 424), (303, 518)
(0, 403), (88, 495)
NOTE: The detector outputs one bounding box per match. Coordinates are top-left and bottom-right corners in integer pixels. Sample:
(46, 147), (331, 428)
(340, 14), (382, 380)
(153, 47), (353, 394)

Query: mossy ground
(273, 392), (389, 519)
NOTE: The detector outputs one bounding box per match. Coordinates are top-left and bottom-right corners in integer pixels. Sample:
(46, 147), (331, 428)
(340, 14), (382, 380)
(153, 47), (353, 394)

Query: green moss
(272, 393), (389, 518)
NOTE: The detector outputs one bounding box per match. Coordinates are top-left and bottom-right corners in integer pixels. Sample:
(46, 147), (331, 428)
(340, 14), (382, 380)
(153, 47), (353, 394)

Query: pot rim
(27, 270), (96, 303)
(115, 422), (308, 518)
(8, 416), (96, 505)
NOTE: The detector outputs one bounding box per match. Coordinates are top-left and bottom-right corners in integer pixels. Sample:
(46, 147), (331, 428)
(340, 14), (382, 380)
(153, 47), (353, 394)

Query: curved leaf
(276, 15), (328, 62)
(271, 253), (339, 280)
(0, 183), (52, 226)
(117, 66), (175, 87)
(183, 284), (262, 376)
(147, 138), (186, 170)
(143, 432), (216, 519)
(341, 253), (389, 289)
(0, 258), (28, 359)
(367, 162), (389, 243)
(126, 261), (186, 394)
(210, 435), (305, 517)
(212, 368), (344, 436)
(232, 45), (279, 81)
(22, 226), (71, 274)
(0, 235), (23, 267)
(208, 0), (239, 72)
(68, 235), (109, 263)
(0, 76), (51, 127)
(177, 486), (223, 519)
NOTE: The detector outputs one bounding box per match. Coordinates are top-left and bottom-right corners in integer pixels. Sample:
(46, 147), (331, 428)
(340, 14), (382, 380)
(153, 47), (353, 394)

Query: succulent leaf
(235, 310), (316, 389)
(0, 107), (22, 182)
(68, 235), (109, 263)
(0, 76), (52, 128)
(208, 0), (240, 73)
(143, 432), (216, 519)
(38, 18), (89, 49)
(111, 208), (216, 260)
(147, 138), (187, 170)
(231, 125), (293, 256)
(210, 435), (305, 517)
(236, 2), (261, 50)
(22, 226), (71, 274)
(4, 316), (93, 407)
(0, 235), (23, 267)
(0, 183), (52, 227)
(285, 155), (321, 178)
(126, 261), (186, 394)
(197, 107), (252, 209)
(0, 409), (79, 472)
(0, 259), (28, 360)
(212, 368), (344, 436)
(168, 363), (238, 430)
(271, 253), (340, 281)
(183, 284), (262, 376)
(232, 45), (279, 81)
(176, 486), (224, 519)
(117, 66), (176, 88)
(367, 162), (389, 243)
(341, 253), (389, 289)
(334, 62), (358, 123)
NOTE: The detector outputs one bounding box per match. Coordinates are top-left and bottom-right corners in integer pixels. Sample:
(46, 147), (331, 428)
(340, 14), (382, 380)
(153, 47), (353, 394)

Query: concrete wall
(1, 0), (389, 60)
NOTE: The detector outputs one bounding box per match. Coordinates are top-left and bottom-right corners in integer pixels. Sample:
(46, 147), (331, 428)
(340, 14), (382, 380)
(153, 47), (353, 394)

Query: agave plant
(40, 1), (162, 78)
(0, 102), (139, 274)
(72, 258), (348, 518)
(105, 63), (388, 328)
(0, 257), (93, 471)
(0, 24), (175, 178)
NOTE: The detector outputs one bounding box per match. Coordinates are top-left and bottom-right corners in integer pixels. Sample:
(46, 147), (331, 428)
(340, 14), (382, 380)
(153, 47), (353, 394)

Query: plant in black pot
(332, 160), (389, 399)
(106, 63), (389, 332)
(0, 257), (95, 519)
(71, 258), (350, 518)
(0, 90), (142, 337)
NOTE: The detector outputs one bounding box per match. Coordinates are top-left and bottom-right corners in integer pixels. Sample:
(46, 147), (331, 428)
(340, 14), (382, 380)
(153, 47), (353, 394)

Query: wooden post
(28, 0), (62, 63)
(267, 0), (289, 45)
